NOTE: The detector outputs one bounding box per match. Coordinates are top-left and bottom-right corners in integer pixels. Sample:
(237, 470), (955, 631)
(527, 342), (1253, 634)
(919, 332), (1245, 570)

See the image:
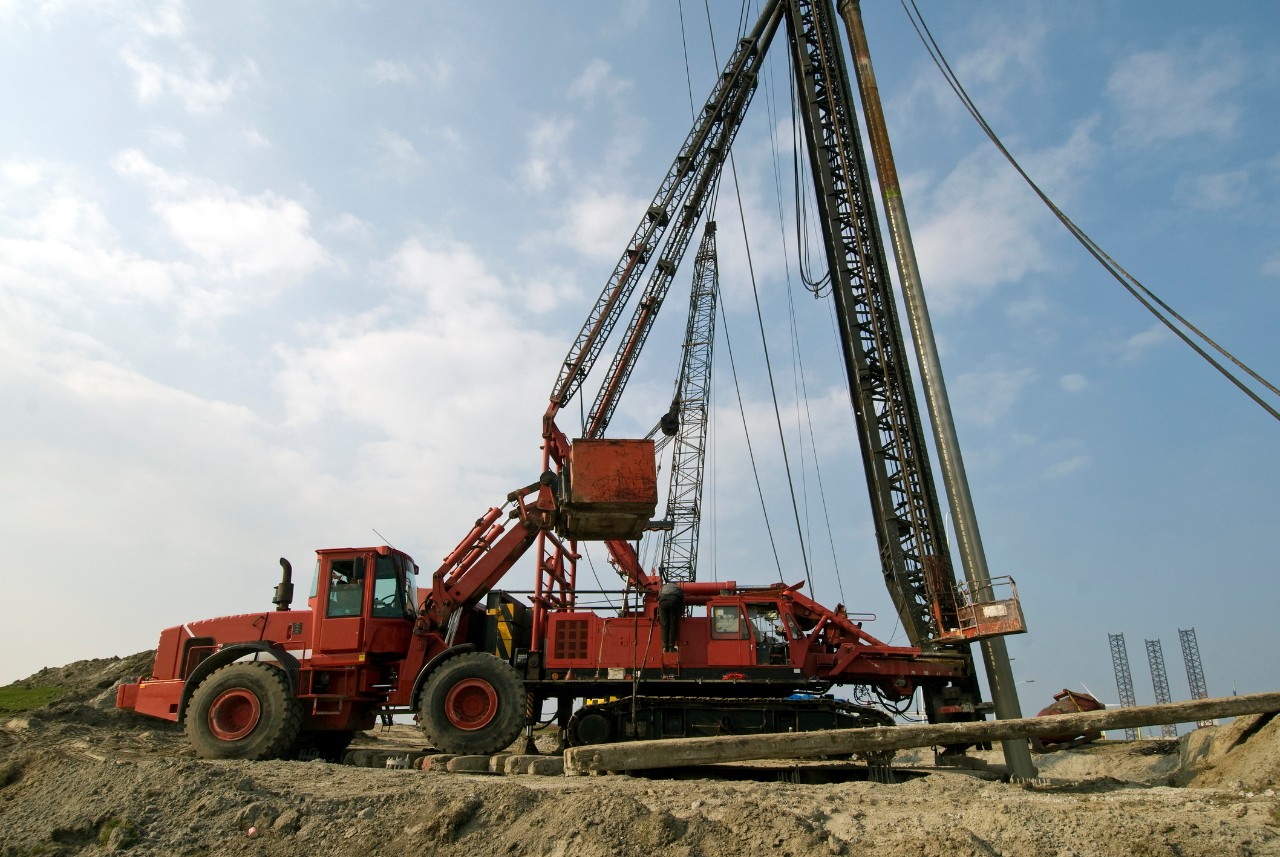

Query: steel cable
(901, 0), (1280, 422)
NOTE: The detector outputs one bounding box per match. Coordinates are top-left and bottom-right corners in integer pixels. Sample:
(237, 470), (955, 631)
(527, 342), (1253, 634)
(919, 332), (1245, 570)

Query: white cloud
(1174, 169), (1251, 211)
(0, 159), (45, 188)
(241, 128), (272, 149)
(120, 46), (258, 115)
(952, 15), (1049, 108)
(0, 157), (187, 307)
(1106, 36), (1246, 145)
(275, 237), (561, 488)
(374, 128), (425, 183)
(113, 147), (188, 194)
(1044, 454), (1090, 479)
(520, 116), (575, 193)
(893, 10), (1048, 127)
(556, 189), (647, 260)
(1121, 323), (1171, 361)
(568, 59), (631, 106)
(114, 149), (330, 283)
(911, 120), (1100, 312)
(365, 59), (417, 85)
(953, 366), (1035, 427)
(385, 238), (502, 312)
(417, 57), (454, 88)
(132, 0), (184, 38)
(1059, 374), (1087, 393)
(521, 270), (578, 315)
(156, 192), (328, 280)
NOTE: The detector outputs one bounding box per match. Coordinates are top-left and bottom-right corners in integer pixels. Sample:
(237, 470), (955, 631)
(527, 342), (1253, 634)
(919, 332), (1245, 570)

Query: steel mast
(836, 0), (1035, 778)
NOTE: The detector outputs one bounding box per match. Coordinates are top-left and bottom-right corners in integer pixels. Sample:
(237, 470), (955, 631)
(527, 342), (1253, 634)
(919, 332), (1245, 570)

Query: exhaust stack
(273, 557), (295, 611)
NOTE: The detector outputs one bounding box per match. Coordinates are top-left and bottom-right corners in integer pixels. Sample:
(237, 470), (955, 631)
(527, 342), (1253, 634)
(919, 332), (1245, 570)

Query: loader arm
(421, 480), (557, 632)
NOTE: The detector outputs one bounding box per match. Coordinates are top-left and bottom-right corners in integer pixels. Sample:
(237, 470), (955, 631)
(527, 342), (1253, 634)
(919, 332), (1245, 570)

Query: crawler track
(566, 695), (893, 747)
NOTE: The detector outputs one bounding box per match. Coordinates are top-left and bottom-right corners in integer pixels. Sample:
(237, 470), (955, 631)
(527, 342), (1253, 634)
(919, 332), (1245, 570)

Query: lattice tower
(1108, 633), (1140, 740)
(1146, 639), (1178, 738)
(1179, 628), (1214, 727)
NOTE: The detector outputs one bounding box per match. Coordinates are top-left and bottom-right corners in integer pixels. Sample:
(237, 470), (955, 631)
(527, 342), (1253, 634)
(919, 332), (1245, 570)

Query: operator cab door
(316, 555), (368, 657)
(705, 603), (753, 667)
(746, 602), (791, 666)
(364, 551), (417, 657)
(314, 551), (418, 660)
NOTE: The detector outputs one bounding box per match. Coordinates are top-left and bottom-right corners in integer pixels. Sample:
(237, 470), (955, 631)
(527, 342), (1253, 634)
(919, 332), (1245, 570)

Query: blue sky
(2, 0), (1277, 729)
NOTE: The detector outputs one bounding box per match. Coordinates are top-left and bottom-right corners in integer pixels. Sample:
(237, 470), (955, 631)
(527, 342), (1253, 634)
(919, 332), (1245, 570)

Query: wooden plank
(563, 691), (1280, 775)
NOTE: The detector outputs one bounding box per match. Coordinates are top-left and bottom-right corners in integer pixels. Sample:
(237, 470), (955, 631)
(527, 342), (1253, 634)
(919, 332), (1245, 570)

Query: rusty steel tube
(835, 0), (1036, 780)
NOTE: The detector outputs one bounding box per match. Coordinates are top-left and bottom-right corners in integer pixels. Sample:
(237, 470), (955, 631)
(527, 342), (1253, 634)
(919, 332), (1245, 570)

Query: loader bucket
(558, 439), (658, 540)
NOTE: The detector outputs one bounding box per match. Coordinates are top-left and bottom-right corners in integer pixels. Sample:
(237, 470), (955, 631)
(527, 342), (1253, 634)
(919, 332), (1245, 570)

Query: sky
(2, 0), (1278, 733)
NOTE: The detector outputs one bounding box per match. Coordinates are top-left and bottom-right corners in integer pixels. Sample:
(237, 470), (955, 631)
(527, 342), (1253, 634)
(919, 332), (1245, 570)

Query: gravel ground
(2, 655), (1277, 856)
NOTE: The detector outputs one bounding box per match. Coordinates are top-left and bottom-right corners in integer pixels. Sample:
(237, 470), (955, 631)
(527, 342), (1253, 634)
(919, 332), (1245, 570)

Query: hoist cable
(677, 1), (698, 122)
(788, 290), (850, 605)
(718, 300), (787, 583)
(699, 2), (787, 585)
(580, 545), (617, 611)
(901, 0), (1280, 422)
(704, 3), (816, 596)
(761, 30), (850, 603)
(788, 57), (831, 295)
(726, 155), (817, 594)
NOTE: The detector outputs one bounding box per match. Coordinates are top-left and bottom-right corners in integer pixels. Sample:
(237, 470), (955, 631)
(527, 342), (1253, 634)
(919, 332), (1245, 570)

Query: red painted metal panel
(561, 439), (658, 539)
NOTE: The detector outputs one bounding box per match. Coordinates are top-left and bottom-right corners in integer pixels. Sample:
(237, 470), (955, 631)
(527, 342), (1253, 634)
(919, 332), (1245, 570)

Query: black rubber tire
(419, 653), (526, 755)
(571, 711), (615, 746)
(185, 662), (302, 760)
(292, 729), (356, 762)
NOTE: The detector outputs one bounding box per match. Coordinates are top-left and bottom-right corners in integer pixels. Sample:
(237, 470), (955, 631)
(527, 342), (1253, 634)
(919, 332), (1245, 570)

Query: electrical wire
(900, 0), (1280, 422)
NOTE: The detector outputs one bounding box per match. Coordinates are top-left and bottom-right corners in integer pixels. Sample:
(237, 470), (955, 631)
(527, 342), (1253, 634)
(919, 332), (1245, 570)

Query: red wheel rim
(443, 678), (498, 731)
(208, 689), (261, 740)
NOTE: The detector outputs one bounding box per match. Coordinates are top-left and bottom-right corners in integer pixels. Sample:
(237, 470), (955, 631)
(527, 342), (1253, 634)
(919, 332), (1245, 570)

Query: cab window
(326, 558), (365, 618)
(711, 605), (747, 639)
(372, 554), (415, 619)
(747, 604), (783, 643)
(401, 554), (419, 615)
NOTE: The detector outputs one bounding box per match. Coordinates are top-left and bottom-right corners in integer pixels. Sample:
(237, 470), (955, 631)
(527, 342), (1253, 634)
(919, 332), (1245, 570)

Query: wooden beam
(563, 690), (1280, 775)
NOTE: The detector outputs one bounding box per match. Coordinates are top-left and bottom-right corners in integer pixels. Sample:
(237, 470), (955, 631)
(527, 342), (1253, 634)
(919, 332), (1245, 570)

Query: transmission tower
(1108, 633), (1140, 740)
(1179, 628), (1213, 727)
(1145, 639), (1178, 738)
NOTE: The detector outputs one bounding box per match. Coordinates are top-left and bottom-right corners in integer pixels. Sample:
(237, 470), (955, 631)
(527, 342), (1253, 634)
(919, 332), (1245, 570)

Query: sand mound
(2, 657), (1278, 856)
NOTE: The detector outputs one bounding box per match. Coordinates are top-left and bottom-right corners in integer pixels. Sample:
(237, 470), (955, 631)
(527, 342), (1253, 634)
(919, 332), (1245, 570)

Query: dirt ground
(2, 654), (1278, 856)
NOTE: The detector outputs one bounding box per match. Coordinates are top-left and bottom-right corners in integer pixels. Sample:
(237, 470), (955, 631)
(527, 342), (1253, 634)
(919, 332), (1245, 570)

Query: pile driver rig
(117, 0), (1031, 773)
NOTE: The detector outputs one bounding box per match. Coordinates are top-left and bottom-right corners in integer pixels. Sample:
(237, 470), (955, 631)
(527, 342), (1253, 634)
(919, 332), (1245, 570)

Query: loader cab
(312, 546), (418, 662)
